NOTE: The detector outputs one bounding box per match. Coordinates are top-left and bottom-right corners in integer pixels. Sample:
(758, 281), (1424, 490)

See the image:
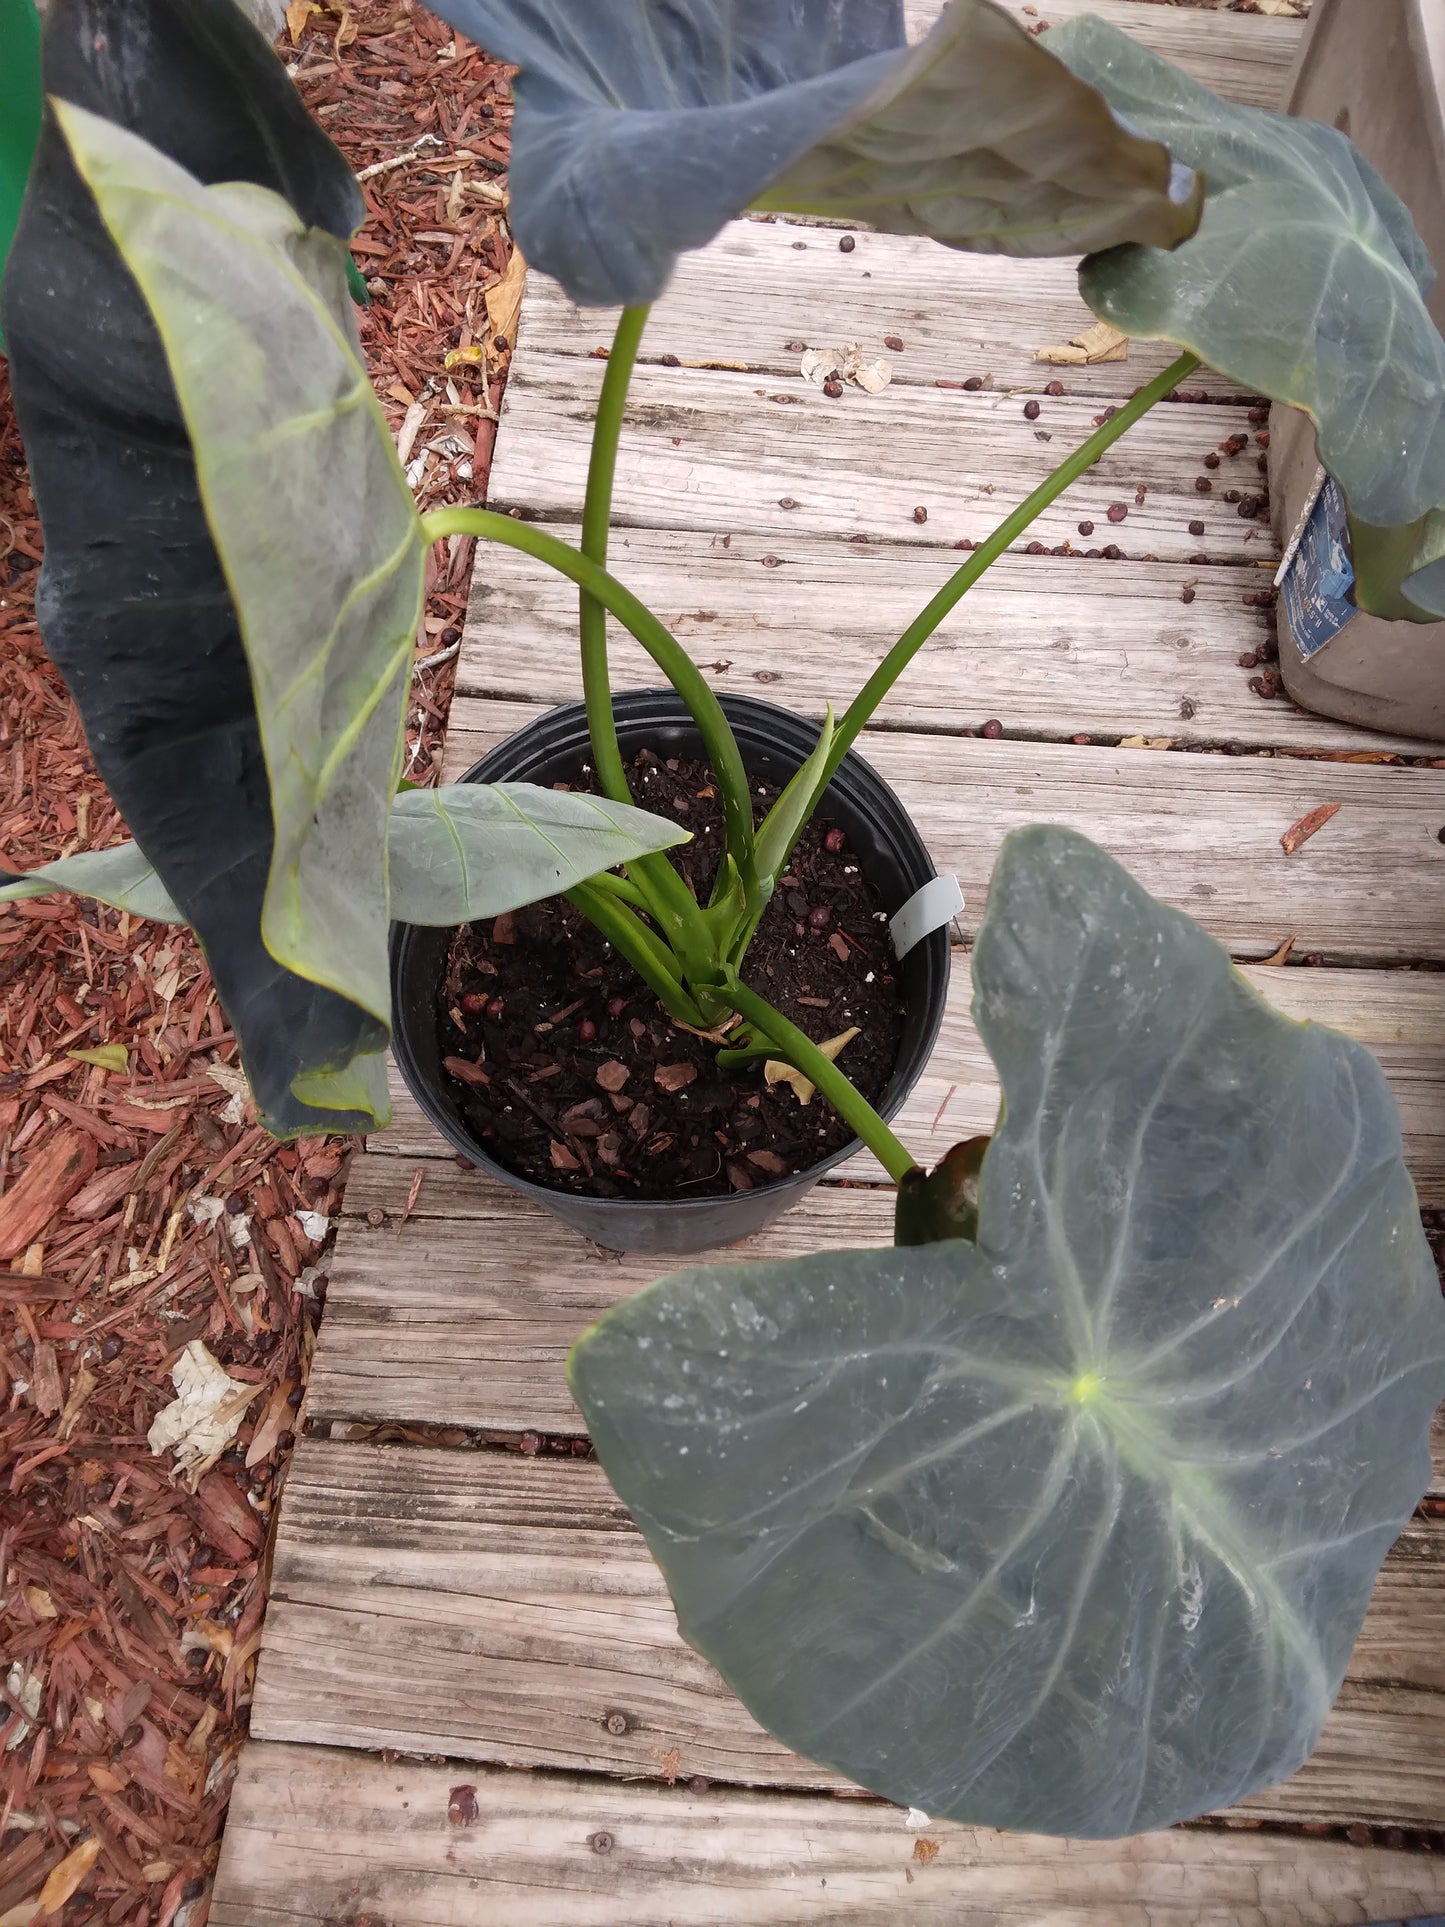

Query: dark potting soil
(436, 749), (907, 1200)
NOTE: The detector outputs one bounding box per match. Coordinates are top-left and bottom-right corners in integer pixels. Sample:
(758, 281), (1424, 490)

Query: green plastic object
(0, 0), (42, 352)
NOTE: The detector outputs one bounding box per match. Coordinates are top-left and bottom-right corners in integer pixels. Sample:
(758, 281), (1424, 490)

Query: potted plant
(4, 0), (1444, 1840)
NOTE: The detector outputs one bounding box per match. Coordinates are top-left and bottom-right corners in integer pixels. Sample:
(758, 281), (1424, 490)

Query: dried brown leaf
(37, 1836), (101, 1916)
(57, 1361), (97, 1438)
(763, 1028), (860, 1107)
(484, 246), (527, 348)
(1281, 801), (1341, 855)
(1036, 319), (1130, 365)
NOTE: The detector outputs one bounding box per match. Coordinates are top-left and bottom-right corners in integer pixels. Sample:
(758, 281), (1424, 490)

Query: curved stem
(566, 881), (707, 1029)
(580, 306), (651, 810)
(579, 308), (761, 934)
(826, 350), (1202, 784)
(724, 979), (917, 1185)
(583, 870), (656, 913)
(421, 503), (758, 976)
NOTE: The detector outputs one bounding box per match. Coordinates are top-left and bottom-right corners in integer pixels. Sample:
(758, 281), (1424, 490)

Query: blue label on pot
(1281, 473), (1356, 661)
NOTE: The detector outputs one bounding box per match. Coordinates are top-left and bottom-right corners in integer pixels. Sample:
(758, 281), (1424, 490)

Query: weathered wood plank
(461, 526), (1439, 754)
(250, 1444), (1445, 1829)
(931, 0), (1305, 112)
(313, 1158), (1445, 1506)
(369, 952), (1445, 1198)
(444, 697), (1445, 966)
(517, 222), (1250, 401)
(308, 1182), (891, 1434)
(488, 358), (1276, 565)
(213, 1741), (1443, 1927)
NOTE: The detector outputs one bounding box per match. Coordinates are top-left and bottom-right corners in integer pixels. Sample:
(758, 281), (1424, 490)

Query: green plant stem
(567, 881), (708, 1029)
(420, 502), (748, 1013)
(579, 306), (651, 810)
(826, 349), (1202, 784)
(577, 307), (761, 938)
(574, 310), (724, 977)
(583, 870), (656, 913)
(724, 979), (918, 1185)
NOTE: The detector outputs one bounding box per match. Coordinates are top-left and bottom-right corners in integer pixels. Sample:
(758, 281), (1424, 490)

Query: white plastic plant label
(889, 875), (964, 958)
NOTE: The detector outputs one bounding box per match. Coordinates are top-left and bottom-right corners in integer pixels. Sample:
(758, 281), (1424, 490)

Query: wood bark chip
(1281, 801), (1341, 854)
(652, 1062), (696, 1093)
(0, 1126), (99, 1259)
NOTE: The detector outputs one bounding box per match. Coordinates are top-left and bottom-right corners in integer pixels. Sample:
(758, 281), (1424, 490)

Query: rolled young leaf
(570, 827), (1445, 1837)
(0, 0), (388, 1134)
(421, 0), (1198, 307)
(752, 707), (834, 890)
(1047, 15), (1445, 622)
(386, 782), (690, 924)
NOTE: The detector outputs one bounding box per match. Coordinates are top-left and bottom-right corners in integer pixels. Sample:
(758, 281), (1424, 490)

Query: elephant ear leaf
(1046, 16), (1445, 621)
(423, 0), (1196, 308)
(2, 0), (389, 1136)
(385, 783), (690, 925)
(758, 0), (1202, 258)
(56, 100), (426, 1039)
(0, 843), (184, 923)
(569, 827), (1445, 1838)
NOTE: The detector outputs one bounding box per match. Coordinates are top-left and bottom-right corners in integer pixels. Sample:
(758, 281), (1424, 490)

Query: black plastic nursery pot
(390, 691), (950, 1256)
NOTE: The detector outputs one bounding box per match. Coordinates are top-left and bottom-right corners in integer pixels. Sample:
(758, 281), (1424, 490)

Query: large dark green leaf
(386, 783), (689, 924)
(1, 781), (689, 930)
(570, 828), (1445, 1837)
(1047, 16), (1445, 623)
(0, 0), (382, 1134)
(423, 0), (1197, 307)
(55, 100), (426, 1054)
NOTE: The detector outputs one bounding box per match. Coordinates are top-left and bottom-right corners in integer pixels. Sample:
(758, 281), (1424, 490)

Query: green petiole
(723, 978), (917, 1185)
(566, 879), (709, 1029)
(825, 350), (1203, 785)
(426, 352), (1203, 1189)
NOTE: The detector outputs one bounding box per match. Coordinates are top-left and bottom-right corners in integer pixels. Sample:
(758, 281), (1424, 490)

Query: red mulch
(0, 5), (510, 1920)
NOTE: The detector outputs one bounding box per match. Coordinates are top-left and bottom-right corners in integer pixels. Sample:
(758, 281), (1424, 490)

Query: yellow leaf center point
(1072, 1371), (1105, 1407)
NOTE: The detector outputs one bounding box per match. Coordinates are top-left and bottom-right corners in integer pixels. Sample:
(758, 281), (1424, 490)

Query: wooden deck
(213, 4), (1445, 1918)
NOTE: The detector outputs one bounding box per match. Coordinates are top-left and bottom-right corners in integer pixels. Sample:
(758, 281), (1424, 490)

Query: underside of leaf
(386, 781), (690, 924)
(759, 0), (1201, 258)
(422, 0), (1197, 306)
(1048, 15), (1445, 622)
